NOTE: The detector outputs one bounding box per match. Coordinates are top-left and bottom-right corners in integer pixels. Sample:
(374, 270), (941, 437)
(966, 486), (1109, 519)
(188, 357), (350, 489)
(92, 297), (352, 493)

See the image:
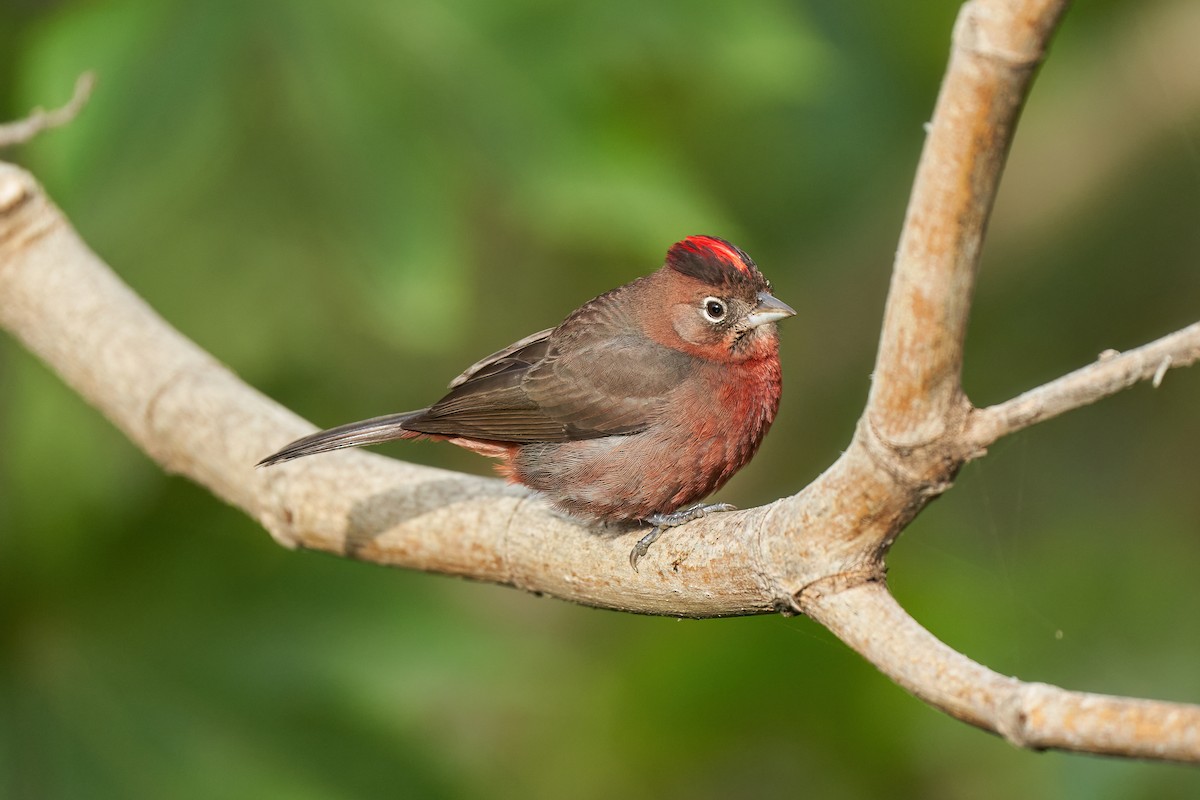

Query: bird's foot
(629, 503), (737, 571)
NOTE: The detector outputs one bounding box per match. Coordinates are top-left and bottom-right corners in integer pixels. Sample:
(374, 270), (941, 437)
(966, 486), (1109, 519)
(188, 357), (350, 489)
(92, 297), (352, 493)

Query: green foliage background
(2, 1), (1198, 797)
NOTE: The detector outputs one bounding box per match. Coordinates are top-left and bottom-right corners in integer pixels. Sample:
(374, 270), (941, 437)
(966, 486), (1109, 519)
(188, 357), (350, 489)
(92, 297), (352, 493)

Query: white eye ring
(701, 297), (727, 323)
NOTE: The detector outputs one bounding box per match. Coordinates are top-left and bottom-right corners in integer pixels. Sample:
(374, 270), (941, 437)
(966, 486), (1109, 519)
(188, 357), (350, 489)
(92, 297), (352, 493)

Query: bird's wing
(447, 328), (555, 388)
(521, 330), (690, 437)
(403, 314), (690, 443)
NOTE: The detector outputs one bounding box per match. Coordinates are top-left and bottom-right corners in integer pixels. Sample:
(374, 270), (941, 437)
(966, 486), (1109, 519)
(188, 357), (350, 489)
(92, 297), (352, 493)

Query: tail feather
(257, 411), (425, 467)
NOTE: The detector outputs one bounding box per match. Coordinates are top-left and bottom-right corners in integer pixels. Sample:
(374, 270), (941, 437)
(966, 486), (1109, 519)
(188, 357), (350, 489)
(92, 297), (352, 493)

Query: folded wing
(404, 302), (691, 443)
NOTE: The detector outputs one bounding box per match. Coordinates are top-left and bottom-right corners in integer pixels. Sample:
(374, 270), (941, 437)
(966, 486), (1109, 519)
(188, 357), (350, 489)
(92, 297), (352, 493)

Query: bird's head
(647, 235), (795, 363)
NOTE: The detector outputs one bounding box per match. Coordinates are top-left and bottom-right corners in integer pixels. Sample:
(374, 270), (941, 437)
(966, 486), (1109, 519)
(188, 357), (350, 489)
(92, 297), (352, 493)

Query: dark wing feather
(402, 290), (692, 443)
(447, 328), (554, 388)
(406, 329), (567, 441)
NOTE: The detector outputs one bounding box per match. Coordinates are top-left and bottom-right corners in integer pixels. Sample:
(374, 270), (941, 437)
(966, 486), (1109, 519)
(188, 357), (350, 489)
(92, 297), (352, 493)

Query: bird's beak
(747, 292), (796, 328)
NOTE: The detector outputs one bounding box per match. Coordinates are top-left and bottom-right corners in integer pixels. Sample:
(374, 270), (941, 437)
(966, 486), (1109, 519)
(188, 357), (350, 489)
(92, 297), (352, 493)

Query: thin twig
(0, 72), (96, 149)
(966, 322), (1200, 450)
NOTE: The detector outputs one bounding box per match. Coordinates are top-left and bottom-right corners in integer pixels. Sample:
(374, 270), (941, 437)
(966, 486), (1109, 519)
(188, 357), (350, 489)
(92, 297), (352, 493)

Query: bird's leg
(629, 503), (737, 570)
(648, 502), (738, 529)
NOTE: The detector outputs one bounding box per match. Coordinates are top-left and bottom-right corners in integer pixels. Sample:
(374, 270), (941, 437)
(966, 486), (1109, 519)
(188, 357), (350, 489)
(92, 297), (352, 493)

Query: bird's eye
(701, 297), (727, 323)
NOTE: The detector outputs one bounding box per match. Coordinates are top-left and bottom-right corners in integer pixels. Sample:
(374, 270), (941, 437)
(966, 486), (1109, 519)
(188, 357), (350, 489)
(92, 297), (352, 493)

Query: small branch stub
(1152, 356), (1172, 388)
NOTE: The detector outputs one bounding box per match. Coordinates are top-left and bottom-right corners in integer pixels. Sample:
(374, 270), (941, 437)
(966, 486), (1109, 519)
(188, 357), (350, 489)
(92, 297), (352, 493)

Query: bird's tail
(257, 411), (425, 467)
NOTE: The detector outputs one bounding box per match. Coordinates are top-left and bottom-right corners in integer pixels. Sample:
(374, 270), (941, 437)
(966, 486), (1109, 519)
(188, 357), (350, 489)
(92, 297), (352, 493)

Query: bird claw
(629, 526), (663, 571)
(628, 502), (738, 571)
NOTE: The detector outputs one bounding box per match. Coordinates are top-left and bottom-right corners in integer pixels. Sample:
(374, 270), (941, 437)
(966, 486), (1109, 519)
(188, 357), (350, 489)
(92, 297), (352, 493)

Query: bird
(258, 235), (794, 569)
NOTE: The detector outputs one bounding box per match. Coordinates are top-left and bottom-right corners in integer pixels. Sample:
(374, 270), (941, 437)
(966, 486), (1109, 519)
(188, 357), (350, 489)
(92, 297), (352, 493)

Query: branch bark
(2, 0), (1198, 764)
(867, 0), (1070, 445)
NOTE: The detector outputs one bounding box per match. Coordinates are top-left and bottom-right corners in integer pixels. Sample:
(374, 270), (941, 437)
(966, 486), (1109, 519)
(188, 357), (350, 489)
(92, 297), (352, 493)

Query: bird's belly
(511, 404), (767, 522)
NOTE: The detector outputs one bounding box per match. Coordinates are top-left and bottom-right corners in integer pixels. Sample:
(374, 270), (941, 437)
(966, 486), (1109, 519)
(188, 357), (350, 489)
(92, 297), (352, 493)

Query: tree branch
(965, 323), (1200, 449)
(2, 0), (1198, 763)
(0, 160), (792, 618)
(0, 72), (95, 148)
(802, 581), (1200, 761)
(868, 0), (1070, 446)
